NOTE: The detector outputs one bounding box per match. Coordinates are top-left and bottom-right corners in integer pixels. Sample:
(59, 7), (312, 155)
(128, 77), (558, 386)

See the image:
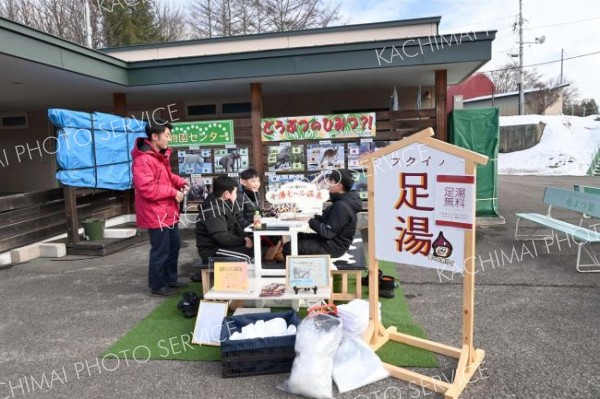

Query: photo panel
(214, 147), (249, 174)
(187, 174), (213, 202)
(267, 144), (305, 172)
(350, 169), (369, 200)
(306, 143), (345, 172)
(178, 149), (213, 175)
(265, 173), (307, 192)
(347, 141), (391, 169)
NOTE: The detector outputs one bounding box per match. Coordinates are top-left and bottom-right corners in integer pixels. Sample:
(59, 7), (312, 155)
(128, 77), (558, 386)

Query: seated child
(235, 168), (282, 261)
(195, 175), (254, 261)
(283, 169), (361, 258)
(235, 168), (262, 228)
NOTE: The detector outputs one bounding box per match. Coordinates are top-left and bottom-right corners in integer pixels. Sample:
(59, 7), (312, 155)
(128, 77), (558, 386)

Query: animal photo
(267, 145), (305, 172)
(215, 147), (249, 173)
(178, 149), (212, 174)
(307, 143), (345, 171)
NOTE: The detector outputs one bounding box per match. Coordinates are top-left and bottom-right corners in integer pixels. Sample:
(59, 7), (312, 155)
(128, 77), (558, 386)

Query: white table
(203, 276), (331, 310)
(246, 217), (313, 277)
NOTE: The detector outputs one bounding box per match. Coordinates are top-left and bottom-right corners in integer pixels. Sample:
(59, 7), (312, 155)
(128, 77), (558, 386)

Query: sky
(327, 0), (600, 105)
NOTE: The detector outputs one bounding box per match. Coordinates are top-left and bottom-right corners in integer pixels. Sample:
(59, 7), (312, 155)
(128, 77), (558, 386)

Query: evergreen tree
(102, 0), (164, 47)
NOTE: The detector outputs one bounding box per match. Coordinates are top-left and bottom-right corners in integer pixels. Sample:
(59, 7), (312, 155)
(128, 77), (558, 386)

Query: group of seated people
(194, 168), (362, 264)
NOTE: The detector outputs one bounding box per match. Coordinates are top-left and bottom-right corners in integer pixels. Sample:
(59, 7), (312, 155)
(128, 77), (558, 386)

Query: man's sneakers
(151, 286), (178, 297)
(168, 281), (188, 289)
(151, 281), (188, 297)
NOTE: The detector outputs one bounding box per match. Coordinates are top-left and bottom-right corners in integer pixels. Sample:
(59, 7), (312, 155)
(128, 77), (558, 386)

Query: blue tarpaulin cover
(48, 109), (147, 190)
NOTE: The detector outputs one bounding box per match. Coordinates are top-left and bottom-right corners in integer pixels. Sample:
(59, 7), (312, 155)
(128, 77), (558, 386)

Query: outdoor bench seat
(515, 186), (600, 272)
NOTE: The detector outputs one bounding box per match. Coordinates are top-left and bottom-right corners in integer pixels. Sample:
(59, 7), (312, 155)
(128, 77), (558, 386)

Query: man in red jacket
(132, 121), (189, 297)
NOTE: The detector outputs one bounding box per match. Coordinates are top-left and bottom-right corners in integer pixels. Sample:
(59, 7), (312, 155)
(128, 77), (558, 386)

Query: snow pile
(498, 115), (600, 175)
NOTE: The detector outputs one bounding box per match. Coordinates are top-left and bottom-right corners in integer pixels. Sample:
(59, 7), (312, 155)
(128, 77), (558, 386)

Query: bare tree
(259, 0), (340, 32)
(188, 0), (340, 38)
(156, 0), (188, 41)
(488, 61), (546, 94)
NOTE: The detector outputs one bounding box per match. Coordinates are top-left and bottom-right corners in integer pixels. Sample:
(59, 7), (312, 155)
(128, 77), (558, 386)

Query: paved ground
(1, 175), (599, 399)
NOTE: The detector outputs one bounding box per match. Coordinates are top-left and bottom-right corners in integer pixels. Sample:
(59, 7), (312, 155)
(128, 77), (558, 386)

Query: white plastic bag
(332, 335), (389, 393)
(277, 313), (343, 399)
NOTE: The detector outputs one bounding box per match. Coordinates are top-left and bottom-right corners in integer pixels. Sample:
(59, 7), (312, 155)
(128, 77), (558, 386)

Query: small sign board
(170, 120), (234, 147)
(192, 301), (228, 346)
(286, 255), (330, 289)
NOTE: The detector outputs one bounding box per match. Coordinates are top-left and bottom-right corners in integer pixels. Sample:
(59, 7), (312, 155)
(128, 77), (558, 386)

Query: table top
(203, 276), (331, 301)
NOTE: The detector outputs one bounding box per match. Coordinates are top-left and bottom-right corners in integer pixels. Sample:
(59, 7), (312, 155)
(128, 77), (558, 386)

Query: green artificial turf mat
(103, 262), (438, 368)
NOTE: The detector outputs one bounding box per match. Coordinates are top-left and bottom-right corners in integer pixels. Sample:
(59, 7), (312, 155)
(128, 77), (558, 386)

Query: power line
(527, 16), (600, 30)
(480, 50), (600, 74)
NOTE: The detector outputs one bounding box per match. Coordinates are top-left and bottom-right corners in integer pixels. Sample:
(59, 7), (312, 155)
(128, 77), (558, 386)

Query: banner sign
(261, 113), (376, 141)
(170, 120), (234, 147)
(374, 143), (474, 272)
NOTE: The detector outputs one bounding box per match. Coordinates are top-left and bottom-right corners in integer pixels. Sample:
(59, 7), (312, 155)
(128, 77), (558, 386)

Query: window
(187, 104), (217, 118)
(222, 102), (251, 116)
(0, 113), (28, 129)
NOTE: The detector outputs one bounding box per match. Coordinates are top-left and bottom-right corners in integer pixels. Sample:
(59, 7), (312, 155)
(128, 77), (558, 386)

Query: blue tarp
(48, 109), (147, 190)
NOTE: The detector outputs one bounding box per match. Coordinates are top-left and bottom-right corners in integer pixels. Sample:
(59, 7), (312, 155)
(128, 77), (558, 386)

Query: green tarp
(449, 108), (500, 218)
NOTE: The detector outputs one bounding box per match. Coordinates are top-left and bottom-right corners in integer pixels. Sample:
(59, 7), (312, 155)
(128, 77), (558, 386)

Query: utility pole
(560, 48), (564, 84)
(518, 0), (525, 115)
(84, 0), (93, 48)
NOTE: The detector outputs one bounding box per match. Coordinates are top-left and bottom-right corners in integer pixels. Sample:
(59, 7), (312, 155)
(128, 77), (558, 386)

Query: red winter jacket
(131, 138), (187, 229)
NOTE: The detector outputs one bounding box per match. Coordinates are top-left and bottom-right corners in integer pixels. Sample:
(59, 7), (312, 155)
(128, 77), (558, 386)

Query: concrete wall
(499, 123), (545, 153)
(0, 110), (57, 193)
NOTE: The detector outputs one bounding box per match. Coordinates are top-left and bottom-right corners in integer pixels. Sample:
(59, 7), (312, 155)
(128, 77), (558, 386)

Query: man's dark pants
(148, 224), (180, 290)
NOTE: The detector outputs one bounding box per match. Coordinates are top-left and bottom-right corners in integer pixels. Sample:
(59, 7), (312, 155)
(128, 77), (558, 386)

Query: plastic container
(220, 310), (301, 378)
(81, 218), (105, 241)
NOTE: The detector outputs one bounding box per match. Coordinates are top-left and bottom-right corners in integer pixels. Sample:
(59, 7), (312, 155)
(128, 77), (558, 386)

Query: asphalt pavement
(0, 175), (599, 399)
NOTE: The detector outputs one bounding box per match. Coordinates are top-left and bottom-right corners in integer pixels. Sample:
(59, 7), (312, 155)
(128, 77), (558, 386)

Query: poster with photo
(347, 141), (390, 169)
(350, 170), (369, 200)
(265, 174), (307, 191)
(214, 147), (249, 173)
(306, 143), (345, 172)
(267, 144), (305, 172)
(178, 149), (213, 175)
(184, 175), (213, 211)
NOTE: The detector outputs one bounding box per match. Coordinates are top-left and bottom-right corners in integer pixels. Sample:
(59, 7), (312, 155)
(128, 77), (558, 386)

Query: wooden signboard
(192, 301), (229, 346)
(360, 128), (487, 399)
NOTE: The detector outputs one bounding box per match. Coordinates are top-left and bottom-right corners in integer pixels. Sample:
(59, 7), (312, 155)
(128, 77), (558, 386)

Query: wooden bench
(515, 186), (600, 272)
(330, 239), (367, 303)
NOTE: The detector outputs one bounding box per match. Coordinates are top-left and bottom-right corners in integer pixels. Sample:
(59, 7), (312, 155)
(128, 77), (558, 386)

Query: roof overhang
(0, 16), (495, 113)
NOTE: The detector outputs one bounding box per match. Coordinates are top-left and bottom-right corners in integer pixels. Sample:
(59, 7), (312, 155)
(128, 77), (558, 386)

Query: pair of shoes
(151, 286), (178, 297)
(168, 281), (188, 289)
(177, 292), (200, 318)
(379, 275), (398, 298)
(361, 269), (383, 285)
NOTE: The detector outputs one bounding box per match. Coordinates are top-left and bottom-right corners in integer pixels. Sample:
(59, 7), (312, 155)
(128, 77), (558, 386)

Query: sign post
(360, 128), (487, 399)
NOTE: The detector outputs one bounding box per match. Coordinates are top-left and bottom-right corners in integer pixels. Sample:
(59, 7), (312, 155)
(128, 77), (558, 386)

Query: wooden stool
(329, 268), (364, 304)
(191, 259), (212, 295)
